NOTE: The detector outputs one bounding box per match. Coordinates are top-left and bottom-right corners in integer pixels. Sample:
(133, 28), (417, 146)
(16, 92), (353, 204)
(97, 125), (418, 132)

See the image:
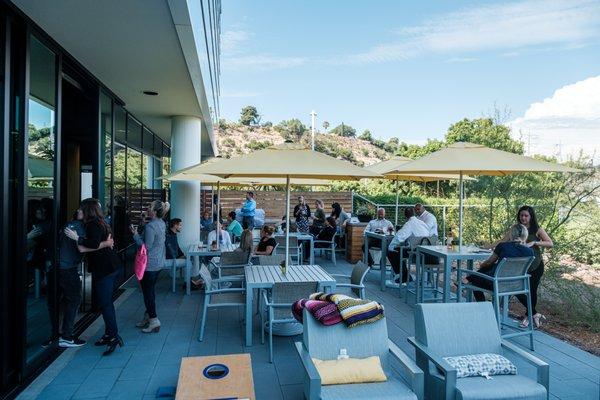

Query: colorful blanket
(292, 293), (384, 328)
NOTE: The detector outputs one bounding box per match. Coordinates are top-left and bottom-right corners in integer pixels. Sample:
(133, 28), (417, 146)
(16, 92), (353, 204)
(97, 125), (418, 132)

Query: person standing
(514, 205), (553, 328)
(293, 196), (311, 233)
(414, 203), (438, 238)
(240, 191), (256, 230)
(64, 198), (122, 356)
(131, 200), (169, 333)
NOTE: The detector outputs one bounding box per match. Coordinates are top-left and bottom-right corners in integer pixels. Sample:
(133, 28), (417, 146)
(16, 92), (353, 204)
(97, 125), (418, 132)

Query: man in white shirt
(363, 208), (395, 266)
(415, 203), (438, 237)
(207, 228), (232, 249)
(387, 207), (430, 283)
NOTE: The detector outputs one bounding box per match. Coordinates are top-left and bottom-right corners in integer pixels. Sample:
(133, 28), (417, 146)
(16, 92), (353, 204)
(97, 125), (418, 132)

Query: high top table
(244, 264), (336, 346)
(415, 245), (492, 303)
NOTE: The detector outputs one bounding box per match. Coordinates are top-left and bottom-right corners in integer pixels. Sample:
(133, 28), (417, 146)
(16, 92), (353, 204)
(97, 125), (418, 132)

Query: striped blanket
(292, 293), (384, 328)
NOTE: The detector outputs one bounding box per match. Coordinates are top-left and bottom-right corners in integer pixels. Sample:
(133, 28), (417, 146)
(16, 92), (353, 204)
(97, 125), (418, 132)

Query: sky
(218, 0), (600, 162)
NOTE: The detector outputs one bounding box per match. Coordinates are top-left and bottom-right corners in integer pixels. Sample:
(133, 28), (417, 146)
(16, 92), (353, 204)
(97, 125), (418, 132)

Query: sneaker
(41, 339), (54, 348)
(59, 337), (86, 348)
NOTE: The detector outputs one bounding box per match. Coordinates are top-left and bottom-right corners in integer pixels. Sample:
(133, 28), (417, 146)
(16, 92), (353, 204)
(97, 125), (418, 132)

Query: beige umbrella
(388, 142), (582, 247)
(164, 142), (381, 265)
(366, 156), (474, 226)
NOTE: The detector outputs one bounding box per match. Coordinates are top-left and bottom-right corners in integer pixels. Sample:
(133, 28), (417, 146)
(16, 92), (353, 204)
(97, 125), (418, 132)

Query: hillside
(215, 122), (390, 166)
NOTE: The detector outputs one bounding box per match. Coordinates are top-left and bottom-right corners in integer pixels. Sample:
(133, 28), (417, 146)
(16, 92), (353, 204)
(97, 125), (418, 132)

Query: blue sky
(219, 0), (600, 161)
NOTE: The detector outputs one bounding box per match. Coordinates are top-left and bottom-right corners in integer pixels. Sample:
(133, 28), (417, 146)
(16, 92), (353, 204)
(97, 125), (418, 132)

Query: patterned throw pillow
(443, 353), (517, 379)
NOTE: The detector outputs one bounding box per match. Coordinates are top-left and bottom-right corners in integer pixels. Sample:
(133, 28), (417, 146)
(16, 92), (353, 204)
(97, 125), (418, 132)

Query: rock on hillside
(216, 123), (389, 166)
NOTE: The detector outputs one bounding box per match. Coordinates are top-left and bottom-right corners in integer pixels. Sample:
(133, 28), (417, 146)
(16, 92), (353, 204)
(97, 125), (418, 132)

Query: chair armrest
(501, 340), (549, 392)
(212, 276), (245, 284)
(458, 269), (495, 281)
(313, 240), (334, 245)
(294, 341), (321, 400)
(329, 273), (350, 280)
(206, 287), (246, 295)
(389, 340), (424, 400)
(408, 337), (457, 398)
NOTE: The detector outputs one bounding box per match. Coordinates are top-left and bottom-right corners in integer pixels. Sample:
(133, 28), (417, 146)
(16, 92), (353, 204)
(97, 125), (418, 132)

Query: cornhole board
(175, 354), (255, 400)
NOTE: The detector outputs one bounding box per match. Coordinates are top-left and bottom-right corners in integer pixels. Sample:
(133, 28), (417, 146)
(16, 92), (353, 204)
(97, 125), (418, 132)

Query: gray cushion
(320, 376), (417, 400)
(443, 353), (516, 379)
(455, 375), (547, 400)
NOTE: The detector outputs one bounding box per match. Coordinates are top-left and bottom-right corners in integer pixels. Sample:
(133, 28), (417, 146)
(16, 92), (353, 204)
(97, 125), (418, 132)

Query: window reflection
(26, 36), (55, 361)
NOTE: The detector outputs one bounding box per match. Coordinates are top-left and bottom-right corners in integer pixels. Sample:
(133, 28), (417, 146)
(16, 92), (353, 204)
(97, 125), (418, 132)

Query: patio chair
(275, 236), (302, 264)
(295, 308), (424, 400)
(256, 254), (286, 266)
(261, 281), (318, 363)
(211, 250), (251, 281)
(197, 264), (245, 342)
(314, 233), (337, 265)
(166, 257), (187, 293)
(457, 256), (536, 350)
(408, 302), (549, 400)
(406, 236), (443, 303)
(330, 262), (370, 298)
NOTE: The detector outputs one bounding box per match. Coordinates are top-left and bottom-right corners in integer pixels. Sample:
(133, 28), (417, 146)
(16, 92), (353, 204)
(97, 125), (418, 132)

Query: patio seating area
(18, 258), (599, 400)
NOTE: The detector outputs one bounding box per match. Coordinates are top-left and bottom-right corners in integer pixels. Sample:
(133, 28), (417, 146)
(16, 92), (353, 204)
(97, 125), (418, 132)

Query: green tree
(330, 123), (356, 137)
(239, 105), (260, 126)
(359, 129), (372, 141)
(275, 119), (307, 142)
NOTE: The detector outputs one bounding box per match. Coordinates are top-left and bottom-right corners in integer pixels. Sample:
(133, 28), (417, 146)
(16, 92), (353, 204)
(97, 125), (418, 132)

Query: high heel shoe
(102, 335), (123, 356)
(533, 313), (547, 328)
(94, 335), (111, 346)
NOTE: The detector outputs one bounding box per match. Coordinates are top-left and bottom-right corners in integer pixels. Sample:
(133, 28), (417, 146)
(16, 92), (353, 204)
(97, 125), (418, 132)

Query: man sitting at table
(415, 203), (438, 237)
(363, 208), (395, 267)
(207, 227), (232, 249)
(387, 207), (430, 283)
(166, 218), (204, 291)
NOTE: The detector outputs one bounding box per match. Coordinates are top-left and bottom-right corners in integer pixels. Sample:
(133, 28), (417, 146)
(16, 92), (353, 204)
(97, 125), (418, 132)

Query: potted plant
(356, 205), (374, 223)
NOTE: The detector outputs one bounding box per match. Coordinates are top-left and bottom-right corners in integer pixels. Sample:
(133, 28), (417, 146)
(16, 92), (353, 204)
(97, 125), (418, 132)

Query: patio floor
(18, 257), (600, 400)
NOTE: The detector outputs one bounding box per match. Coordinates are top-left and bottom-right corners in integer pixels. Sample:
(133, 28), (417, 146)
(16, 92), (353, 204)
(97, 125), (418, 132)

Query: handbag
(134, 244), (148, 280)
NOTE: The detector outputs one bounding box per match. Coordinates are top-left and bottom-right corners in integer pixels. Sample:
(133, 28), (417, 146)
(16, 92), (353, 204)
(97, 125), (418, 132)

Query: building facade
(0, 1), (220, 396)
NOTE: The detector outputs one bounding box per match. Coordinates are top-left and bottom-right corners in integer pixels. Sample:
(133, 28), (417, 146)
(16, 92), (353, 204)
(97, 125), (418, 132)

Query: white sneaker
(142, 318), (161, 333)
(59, 337), (86, 348)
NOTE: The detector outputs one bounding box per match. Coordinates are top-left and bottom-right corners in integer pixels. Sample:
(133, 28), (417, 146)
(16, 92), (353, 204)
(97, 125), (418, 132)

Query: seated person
(226, 211), (243, 241)
(165, 218), (203, 290)
(236, 221), (254, 255)
(386, 207), (429, 283)
(200, 210), (213, 232)
(310, 199), (326, 235)
(305, 217), (336, 260)
(254, 225), (276, 255)
(207, 228), (232, 249)
(363, 208), (395, 267)
(466, 224), (533, 302)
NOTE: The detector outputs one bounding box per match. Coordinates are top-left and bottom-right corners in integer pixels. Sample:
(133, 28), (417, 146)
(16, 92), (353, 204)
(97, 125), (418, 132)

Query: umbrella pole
(285, 175), (290, 267)
(394, 179), (399, 227)
(458, 172), (463, 249)
(217, 181), (221, 249)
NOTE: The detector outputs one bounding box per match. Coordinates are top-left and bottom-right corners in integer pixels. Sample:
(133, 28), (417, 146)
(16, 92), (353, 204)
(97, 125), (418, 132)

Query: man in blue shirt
(240, 191), (256, 230)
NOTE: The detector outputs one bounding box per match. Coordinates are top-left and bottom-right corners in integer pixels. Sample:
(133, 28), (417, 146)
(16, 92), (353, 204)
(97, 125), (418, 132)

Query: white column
(170, 116), (202, 249)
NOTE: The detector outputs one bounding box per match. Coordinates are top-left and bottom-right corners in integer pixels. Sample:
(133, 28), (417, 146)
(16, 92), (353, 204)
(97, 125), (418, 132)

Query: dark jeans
(242, 216), (254, 231)
(467, 264), (495, 302)
(94, 269), (120, 338)
(386, 248), (411, 283)
(140, 270), (161, 318)
(48, 267), (83, 339)
(516, 262), (544, 315)
(363, 237), (382, 266)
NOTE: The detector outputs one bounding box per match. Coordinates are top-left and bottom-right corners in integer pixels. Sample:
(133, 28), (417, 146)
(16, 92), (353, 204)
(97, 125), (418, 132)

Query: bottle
(337, 348), (349, 360)
(446, 230), (454, 249)
(279, 259), (287, 275)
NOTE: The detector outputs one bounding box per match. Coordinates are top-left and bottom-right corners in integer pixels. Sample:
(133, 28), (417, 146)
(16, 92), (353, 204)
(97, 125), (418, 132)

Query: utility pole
(310, 110), (317, 151)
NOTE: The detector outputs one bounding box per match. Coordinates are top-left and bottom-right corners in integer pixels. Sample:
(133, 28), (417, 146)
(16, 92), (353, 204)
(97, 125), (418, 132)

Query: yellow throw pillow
(311, 356), (387, 385)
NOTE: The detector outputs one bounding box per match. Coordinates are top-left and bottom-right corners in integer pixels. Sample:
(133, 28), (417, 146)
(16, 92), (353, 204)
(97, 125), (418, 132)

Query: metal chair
(275, 236), (302, 264)
(296, 308), (424, 400)
(261, 281), (318, 363)
(330, 262), (370, 298)
(211, 250), (251, 281)
(409, 302), (548, 400)
(313, 233), (337, 265)
(405, 236), (442, 303)
(166, 257), (187, 293)
(256, 254), (286, 266)
(457, 256), (536, 350)
(197, 264), (245, 342)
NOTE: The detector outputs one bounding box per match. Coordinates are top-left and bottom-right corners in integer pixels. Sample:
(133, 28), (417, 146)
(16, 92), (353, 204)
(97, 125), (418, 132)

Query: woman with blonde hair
(131, 200), (170, 333)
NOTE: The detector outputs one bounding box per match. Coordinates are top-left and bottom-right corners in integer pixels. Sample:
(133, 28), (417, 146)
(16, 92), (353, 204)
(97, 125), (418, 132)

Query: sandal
(533, 313), (547, 328)
(519, 316), (529, 328)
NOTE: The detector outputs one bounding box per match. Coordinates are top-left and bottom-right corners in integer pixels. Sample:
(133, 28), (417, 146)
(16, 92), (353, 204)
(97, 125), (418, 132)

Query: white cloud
(221, 30), (251, 54)
(339, 0), (600, 65)
(223, 54), (309, 71)
(509, 76), (600, 163)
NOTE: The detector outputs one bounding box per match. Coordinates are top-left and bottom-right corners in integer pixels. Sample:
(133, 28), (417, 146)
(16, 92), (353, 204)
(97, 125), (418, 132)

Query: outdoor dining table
(185, 242), (237, 295)
(363, 231), (395, 291)
(274, 232), (314, 265)
(244, 264), (336, 346)
(415, 245), (492, 303)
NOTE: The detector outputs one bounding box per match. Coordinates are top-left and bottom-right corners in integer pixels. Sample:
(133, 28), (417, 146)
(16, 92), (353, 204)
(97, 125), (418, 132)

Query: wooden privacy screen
(201, 190), (353, 221)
